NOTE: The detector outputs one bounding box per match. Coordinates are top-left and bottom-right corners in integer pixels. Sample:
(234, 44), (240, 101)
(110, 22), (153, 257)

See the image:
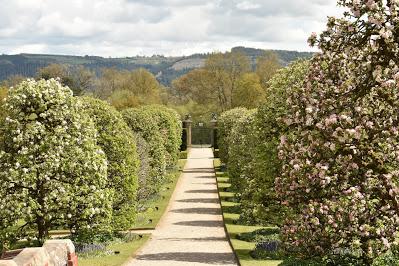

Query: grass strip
(214, 158), (282, 266)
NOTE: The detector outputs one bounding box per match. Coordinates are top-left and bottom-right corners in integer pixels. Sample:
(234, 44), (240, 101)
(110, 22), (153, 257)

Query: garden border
(213, 158), (241, 266)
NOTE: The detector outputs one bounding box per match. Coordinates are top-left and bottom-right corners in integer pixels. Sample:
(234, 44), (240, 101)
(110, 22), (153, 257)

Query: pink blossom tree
(277, 0), (399, 263)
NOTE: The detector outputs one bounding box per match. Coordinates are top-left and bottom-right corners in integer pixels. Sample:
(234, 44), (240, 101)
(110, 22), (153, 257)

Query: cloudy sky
(0, 0), (342, 57)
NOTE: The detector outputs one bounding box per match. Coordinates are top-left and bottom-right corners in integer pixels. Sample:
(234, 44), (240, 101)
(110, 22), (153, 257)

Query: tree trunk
(36, 178), (48, 244)
(37, 216), (48, 245)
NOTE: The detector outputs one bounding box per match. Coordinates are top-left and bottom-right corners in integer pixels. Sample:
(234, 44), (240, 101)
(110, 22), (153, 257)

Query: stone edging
(0, 239), (77, 266)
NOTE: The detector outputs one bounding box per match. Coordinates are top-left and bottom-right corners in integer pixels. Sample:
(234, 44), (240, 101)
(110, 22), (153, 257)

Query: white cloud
(236, 1), (262, 11)
(9, 44), (48, 54)
(0, 0), (342, 56)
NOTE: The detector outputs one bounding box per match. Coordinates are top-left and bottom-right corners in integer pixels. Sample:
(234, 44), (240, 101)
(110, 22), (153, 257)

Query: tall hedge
(218, 107), (249, 165)
(222, 61), (309, 226)
(80, 97), (139, 230)
(143, 105), (182, 167)
(244, 60), (309, 225)
(122, 108), (167, 195)
(227, 109), (257, 193)
(134, 133), (152, 203)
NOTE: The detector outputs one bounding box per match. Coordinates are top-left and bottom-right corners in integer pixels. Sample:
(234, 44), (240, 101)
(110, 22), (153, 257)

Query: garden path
(125, 148), (237, 266)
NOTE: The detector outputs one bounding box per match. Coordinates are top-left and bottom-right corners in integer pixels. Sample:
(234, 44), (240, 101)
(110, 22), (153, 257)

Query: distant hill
(0, 47), (313, 86)
(231, 47), (314, 66)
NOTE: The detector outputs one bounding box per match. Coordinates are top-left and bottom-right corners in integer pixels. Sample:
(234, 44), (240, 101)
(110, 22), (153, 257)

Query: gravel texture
(125, 148), (237, 266)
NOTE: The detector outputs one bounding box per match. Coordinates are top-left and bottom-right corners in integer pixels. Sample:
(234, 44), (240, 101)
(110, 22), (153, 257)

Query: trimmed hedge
(134, 133), (152, 203)
(243, 60), (309, 226)
(237, 106), (286, 225)
(143, 105), (182, 167)
(122, 108), (167, 195)
(227, 109), (257, 193)
(220, 61), (309, 226)
(79, 97), (139, 230)
(217, 107), (249, 165)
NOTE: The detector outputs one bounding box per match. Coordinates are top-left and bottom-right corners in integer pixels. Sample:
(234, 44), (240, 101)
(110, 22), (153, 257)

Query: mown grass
(214, 158), (282, 266)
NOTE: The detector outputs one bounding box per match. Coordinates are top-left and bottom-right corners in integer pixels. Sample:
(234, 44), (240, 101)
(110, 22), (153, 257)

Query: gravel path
(125, 148), (237, 266)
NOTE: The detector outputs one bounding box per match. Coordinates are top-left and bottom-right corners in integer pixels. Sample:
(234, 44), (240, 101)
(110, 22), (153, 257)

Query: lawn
(214, 159), (282, 266)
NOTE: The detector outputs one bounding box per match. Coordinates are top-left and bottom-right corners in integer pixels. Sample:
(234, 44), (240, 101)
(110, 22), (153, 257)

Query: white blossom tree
(0, 79), (112, 245)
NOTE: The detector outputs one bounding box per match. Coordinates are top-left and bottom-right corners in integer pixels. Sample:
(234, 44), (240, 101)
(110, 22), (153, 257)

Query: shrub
(79, 97), (139, 230)
(279, 257), (324, 266)
(250, 240), (282, 260)
(122, 108), (167, 195)
(217, 107), (249, 165)
(372, 251), (399, 266)
(237, 228), (280, 243)
(0, 79), (112, 245)
(277, 1), (399, 263)
(142, 105), (182, 167)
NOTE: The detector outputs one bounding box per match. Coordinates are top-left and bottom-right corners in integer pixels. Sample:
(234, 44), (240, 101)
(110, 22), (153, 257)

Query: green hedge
(142, 105), (182, 167)
(241, 61), (309, 226)
(217, 107), (249, 165)
(134, 133), (152, 203)
(227, 109), (257, 193)
(219, 61), (309, 226)
(80, 97), (139, 230)
(122, 108), (167, 195)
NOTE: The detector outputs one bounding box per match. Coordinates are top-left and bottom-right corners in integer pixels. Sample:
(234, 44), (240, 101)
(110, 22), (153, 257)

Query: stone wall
(0, 239), (77, 266)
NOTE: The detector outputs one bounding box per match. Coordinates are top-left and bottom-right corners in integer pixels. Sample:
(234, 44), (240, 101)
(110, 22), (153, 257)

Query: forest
(0, 47), (312, 86)
(0, 48), (296, 122)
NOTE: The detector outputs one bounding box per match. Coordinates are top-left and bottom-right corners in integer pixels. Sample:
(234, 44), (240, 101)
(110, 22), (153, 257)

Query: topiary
(122, 108), (167, 195)
(232, 60), (309, 226)
(134, 133), (152, 203)
(79, 97), (139, 230)
(142, 105), (182, 167)
(0, 79), (112, 245)
(218, 107), (249, 165)
(227, 109), (257, 193)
